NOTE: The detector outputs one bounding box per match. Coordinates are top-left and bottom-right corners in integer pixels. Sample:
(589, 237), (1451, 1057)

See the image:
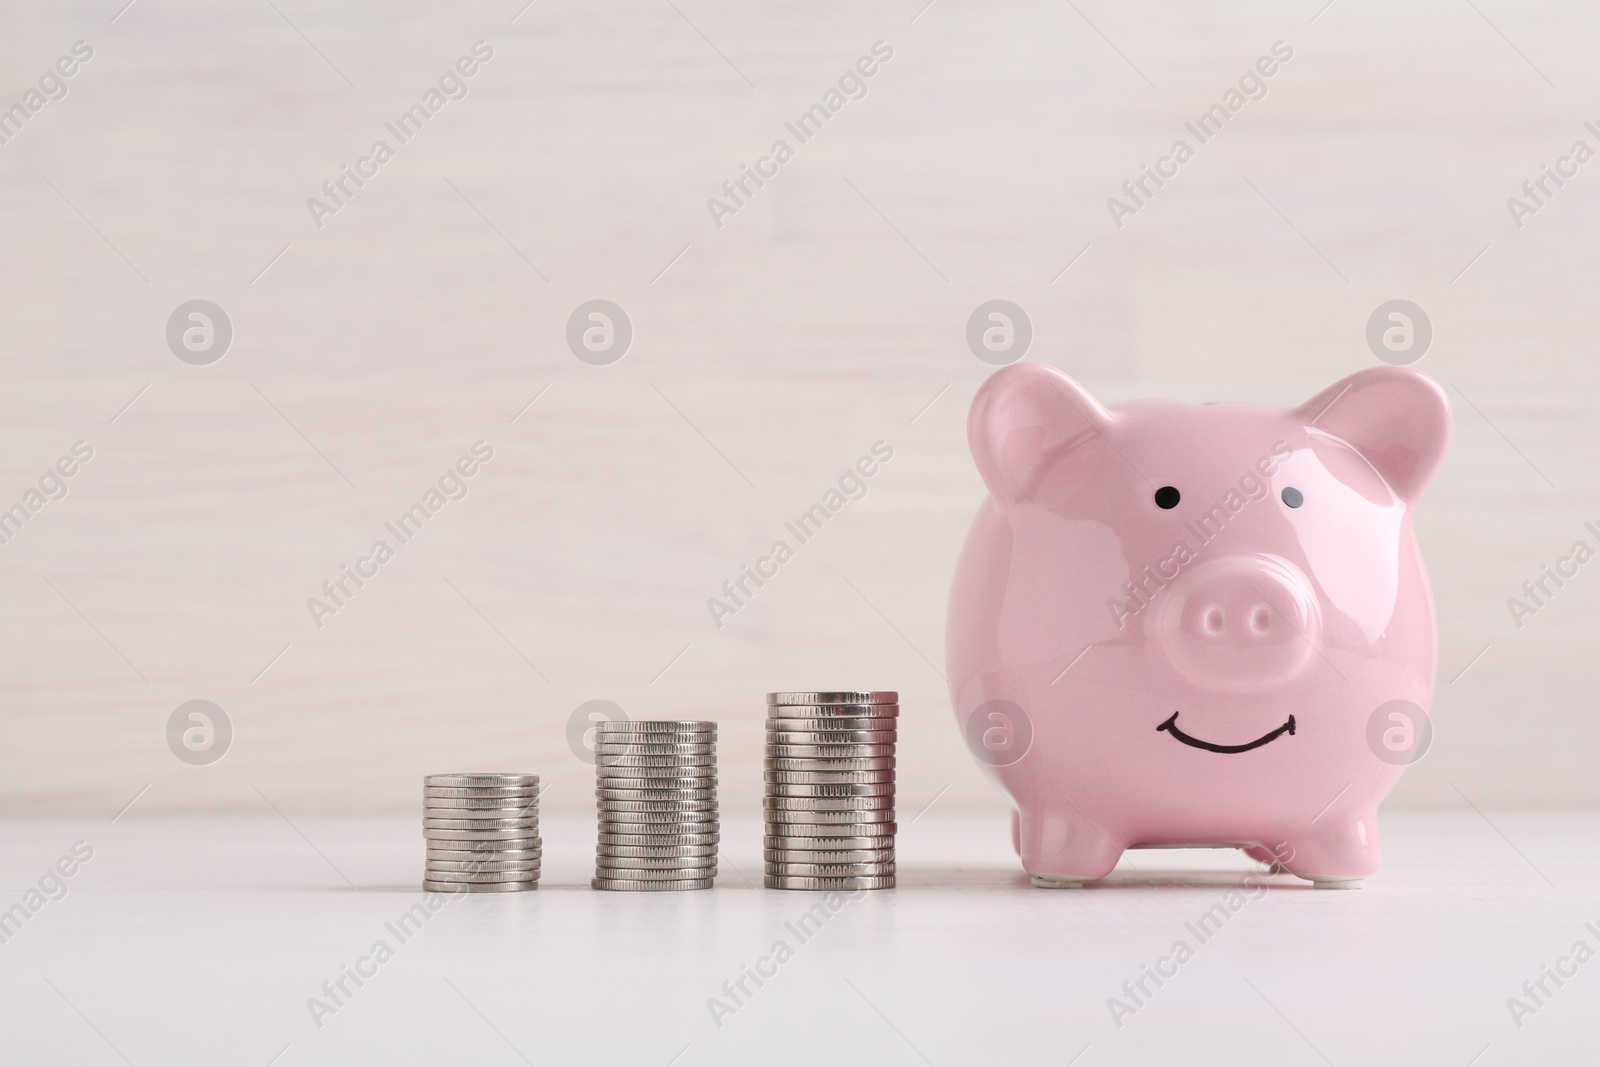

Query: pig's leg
(1241, 845), (1287, 873)
(1278, 812), (1380, 889)
(1018, 804), (1124, 888)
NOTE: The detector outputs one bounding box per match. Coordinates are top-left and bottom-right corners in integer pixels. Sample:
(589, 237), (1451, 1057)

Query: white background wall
(0, 0), (1594, 814)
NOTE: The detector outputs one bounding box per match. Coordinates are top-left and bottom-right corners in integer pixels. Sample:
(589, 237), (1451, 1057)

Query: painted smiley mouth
(1156, 711), (1296, 754)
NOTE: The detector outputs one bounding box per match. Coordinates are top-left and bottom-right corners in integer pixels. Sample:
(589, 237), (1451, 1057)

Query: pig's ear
(1294, 367), (1451, 502)
(968, 362), (1112, 506)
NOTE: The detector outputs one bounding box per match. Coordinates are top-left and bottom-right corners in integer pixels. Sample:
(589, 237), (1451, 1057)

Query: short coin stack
(422, 773), (540, 892)
(765, 691), (896, 890)
(593, 721), (718, 891)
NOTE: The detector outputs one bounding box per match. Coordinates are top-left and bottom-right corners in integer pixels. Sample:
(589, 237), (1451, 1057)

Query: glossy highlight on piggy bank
(947, 363), (1452, 888)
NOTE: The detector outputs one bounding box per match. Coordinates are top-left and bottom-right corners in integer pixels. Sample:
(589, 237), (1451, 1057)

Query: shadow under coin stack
(593, 721), (718, 891)
(422, 773), (541, 892)
(765, 691), (897, 890)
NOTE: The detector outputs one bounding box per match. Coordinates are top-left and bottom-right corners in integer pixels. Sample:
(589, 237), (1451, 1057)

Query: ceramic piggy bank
(947, 363), (1451, 888)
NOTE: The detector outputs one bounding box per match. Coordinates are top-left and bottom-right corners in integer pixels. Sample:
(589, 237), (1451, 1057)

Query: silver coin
(425, 774), (539, 788)
(596, 854), (719, 870)
(764, 771), (895, 786)
(763, 793), (894, 808)
(767, 692), (897, 706)
(425, 843), (543, 858)
(423, 816), (540, 829)
(765, 757), (895, 772)
(763, 875), (894, 890)
(422, 807), (539, 820)
(593, 743), (716, 756)
(598, 799), (718, 813)
(767, 727), (897, 741)
(765, 732), (897, 745)
(601, 799), (720, 819)
(423, 829), (544, 842)
(425, 857), (542, 872)
(767, 744), (896, 760)
(766, 821), (896, 837)
(758, 831), (889, 851)
(766, 783), (894, 797)
(764, 848), (893, 863)
(596, 787), (716, 801)
(597, 844), (719, 859)
(595, 780), (720, 790)
(598, 832), (720, 847)
(424, 786), (541, 799)
(765, 840), (894, 853)
(595, 721), (715, 734)
(593, 863), (717, 878)
(767, 859), (895, 876)
(596, 754), (716, 768)
(423, 809), (538, 820)
(594, 767), (716, 781)
(768, 704), (899, 720)
(591, 877), (714, 891)
(426, 856), (541, 871)
(593, 780), (717, 791)
(424, 795), (541, 811)
(765, 807), (895, 823)
(767, 717), (898, 732)
(424, 879), (538, 893)
(424, 866), (542, 882)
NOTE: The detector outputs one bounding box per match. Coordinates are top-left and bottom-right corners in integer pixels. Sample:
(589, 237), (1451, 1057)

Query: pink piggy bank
(947, 363), (1451, 888)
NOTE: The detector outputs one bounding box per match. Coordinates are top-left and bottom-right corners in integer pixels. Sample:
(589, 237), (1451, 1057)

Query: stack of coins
(422, 773), (540, 893)
(765, 691), (897, 890)
(593, 721), (718, 891)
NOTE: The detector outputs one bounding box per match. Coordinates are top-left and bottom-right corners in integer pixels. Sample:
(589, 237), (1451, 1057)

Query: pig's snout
(1158, 557), (1320, 692)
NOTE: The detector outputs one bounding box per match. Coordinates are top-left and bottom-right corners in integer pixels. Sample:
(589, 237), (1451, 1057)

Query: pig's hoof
(1029, 873), (1085, 889)
(1308, 876), (1364, 890)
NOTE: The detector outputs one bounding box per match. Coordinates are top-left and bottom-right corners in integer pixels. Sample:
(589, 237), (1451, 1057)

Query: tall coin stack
(422, 773), (541, 892)
(765, 691), (897, 890)
(593, 720), (718, 891)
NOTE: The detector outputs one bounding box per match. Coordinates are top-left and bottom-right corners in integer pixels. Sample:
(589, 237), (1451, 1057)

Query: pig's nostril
(1203, 607), (1225, 634)
(1250, 606), (1272, 634)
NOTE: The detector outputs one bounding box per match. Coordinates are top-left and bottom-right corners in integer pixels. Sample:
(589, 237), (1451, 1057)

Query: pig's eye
(1154, 486), (1180, 509)
(1281, 487), (1304, 508)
